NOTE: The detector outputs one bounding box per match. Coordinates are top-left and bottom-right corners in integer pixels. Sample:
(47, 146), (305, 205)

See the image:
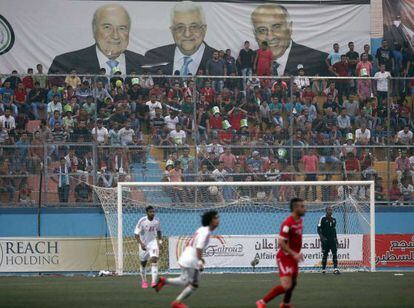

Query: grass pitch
(0, 272), (413, 307)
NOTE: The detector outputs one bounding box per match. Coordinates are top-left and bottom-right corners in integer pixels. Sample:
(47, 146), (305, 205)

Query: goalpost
(94, 180), (375, 275)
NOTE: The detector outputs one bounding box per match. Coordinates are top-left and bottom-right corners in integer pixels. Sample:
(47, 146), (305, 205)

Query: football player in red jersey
(256, 198), (306, 308)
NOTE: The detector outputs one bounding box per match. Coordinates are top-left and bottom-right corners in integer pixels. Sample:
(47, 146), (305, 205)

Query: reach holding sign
(0, 237), (114, 272)
(0, 240), (59, 268)
(169, 234), (363, 269)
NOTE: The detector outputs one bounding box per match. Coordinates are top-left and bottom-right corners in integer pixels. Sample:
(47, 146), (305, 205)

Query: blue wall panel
(0, 207), (413, 237)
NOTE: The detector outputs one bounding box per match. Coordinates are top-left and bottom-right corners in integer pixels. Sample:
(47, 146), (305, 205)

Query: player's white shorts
(180, 267), (200, 286)
(139, 241), (159, 262)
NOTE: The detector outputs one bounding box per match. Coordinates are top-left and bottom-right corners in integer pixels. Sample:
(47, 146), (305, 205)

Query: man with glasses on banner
(251, 3), (328, 77)
(145, 1), (217, 76)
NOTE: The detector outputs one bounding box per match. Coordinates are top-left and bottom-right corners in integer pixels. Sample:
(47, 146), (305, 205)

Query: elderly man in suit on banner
(251, 4), (328, 77)
(48, 4), (146, 75)
(145, 1), (216, 75)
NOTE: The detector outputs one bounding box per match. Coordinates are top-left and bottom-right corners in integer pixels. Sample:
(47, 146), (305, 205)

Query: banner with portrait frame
(0, 0), (370, 75)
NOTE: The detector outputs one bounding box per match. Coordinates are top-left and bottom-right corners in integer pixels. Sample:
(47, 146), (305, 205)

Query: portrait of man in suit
(383, 0), (414, 53)
(145, 1), (216, 75)
(251, 4), (328, 76)
(48, 4), (146, 74)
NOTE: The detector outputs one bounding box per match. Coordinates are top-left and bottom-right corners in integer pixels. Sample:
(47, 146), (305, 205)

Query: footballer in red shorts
(256, 198), (306, 308)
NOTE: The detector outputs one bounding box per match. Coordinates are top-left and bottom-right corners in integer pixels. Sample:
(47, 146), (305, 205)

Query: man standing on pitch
(317, 206), (340, 274)
(135, 206), (162, 288)
(256, 198), (306, 308)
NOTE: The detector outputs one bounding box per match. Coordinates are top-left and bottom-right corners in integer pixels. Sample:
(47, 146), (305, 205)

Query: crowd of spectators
(0, 38), (413, 205)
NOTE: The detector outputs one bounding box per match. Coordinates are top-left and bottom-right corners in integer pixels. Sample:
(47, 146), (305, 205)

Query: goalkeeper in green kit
(317, 206), (340, 274)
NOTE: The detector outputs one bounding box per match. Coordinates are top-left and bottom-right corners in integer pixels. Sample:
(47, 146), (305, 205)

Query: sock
(283, 284), (296, 304)
(283, 290), (292, 304)
(333, 252), (338, 268)
(322, 253), (328, 270)
(151, 263), (158, 284)
(176, 285), (196, 302)
(263, 285), (286, 303)
(140, 266), (146, 282)
(166, 276), (187, 287)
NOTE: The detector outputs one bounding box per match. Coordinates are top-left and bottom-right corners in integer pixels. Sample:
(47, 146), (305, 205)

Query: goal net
(93, 181), (375, 275)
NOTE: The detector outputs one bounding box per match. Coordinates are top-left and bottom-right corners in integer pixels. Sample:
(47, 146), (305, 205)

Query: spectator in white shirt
(212, 161), (228, 182)
(374, 64), (391, 103)
(207, 138), (224, 157)
(355, 122), (371, 145)
(169, 123), (187, 145)
(164, 110), (180, 131)
(0, 108), (16, 132)
(92, 119), (109, 144)
(118, 121), (135, 146)
(337, 108), (352, 135)
(399, 177), (414, 202)
(145, 94), (162, 120)
(293, 65), (310, 89)
(140, 72), (154, 89)
(47, 95), (63, 119)
(0, 122), (9, 143)
(395, 125), (413, 145)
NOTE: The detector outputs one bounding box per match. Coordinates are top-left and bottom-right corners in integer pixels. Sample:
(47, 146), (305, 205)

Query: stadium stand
(0, 40), (413, 207)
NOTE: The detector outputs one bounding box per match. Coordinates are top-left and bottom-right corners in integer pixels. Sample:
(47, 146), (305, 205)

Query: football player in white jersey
(134, 206), (162, 289)
(154, 210), (220, 308)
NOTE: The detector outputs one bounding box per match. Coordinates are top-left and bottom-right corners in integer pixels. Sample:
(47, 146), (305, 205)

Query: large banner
(0, 237), (114, 272)
(0, 0), (370, 76)
(375, 234), (414, 267)
(169, 234), (363, 269)
(383, 0), (414, 52)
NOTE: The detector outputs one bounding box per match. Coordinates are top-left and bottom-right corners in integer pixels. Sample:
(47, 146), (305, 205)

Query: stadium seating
(0, 44), (413, 207)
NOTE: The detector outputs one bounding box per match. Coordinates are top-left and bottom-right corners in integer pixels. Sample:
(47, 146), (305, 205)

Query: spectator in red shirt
(200, 81), (216, 104)
(345, 152), (361, 180)
(219, 120), (233, 144)
(271, 80), (288, 98)
(254, 41), (273, 76)
(207, 108), (222, 138)
(13, 83), (30, 114)
(301, 85), (315, 102)
(148, 84), (163, 100)
(22, 68), (34, 91)
(389, 179), (402, 202)
(167, 83), (183, 103)
(228, 107), (247, 131)
(329, 54), (349, 102)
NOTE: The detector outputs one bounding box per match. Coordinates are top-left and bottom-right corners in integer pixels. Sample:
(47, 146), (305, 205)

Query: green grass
(0, 272), (413, 307)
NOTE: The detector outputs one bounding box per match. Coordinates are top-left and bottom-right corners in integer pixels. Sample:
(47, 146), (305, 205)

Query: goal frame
(116, 180), (375, 275)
